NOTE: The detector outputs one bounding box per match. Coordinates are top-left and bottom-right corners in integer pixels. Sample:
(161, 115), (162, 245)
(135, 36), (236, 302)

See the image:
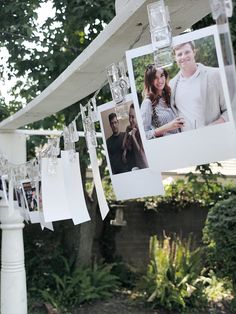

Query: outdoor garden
(23, 164), (236, 314)
(1, 1), (236, 313)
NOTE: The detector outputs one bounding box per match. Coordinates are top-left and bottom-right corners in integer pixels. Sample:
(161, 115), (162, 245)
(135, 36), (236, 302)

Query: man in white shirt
(170, 41), (228, 131)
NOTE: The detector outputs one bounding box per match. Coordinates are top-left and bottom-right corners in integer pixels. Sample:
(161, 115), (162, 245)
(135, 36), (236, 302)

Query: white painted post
(0, 133), (27, 314)
(0, 199), (27, 314)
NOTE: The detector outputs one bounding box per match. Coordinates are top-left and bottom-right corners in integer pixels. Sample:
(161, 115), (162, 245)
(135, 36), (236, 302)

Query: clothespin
(106, 61), (130, 119)
(80, 103), (97, 149)
(0, 152), (8, 175)
(91, 97), (99, 122)
(210, 0), (233, 20)
(147, 0), (173, 68)
(68, 120), (79, 142)
(47, 137), (60, 175)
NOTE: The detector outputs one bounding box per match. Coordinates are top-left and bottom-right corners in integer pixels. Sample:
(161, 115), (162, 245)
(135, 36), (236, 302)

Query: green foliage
(139, 235), (205, 312)
(25, 236), (68, 300)
(203, 195), (236, 290)
(202, 270), (233, 303)
(29, 253), (120, 312)
(193, 0), (236, 61)
(194, 34), (218, 67)
(1, 0), (115, 102)
(144, 163), (236, 211)
(40, 262), (120, 312)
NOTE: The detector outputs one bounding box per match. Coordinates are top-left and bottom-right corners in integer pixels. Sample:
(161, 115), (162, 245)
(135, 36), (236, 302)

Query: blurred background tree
(0, 0), (115, 268)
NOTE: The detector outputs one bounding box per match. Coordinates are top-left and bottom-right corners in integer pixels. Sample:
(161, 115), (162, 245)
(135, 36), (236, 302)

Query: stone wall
(97, 202), (208, 269)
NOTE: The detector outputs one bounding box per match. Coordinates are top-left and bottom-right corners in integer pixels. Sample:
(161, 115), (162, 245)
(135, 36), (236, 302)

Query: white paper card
(61, 151), (90, 225)
(42, 158), (71, 222)
(40, 214), (54, 231)
(88, 145), (110, 220)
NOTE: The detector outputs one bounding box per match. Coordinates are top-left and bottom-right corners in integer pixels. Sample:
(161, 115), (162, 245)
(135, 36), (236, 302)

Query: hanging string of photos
(0, 64), (130, 228)
(0, 0), (235, 230)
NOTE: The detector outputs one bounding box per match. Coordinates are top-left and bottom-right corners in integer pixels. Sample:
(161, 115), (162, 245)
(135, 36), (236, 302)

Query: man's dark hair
(108, 112), (117, 123)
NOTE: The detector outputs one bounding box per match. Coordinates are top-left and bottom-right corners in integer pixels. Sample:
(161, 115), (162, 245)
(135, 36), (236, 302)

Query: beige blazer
(169, 63), (228, 125)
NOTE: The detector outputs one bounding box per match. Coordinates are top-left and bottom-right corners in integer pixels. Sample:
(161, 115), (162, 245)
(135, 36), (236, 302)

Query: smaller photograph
(38, 181), (43, 211)
(100, 98), (149, 175)
(21, 180), (39, 212)
(0, 176), (3, 200)
(15, 187), (30, 222)
(1, 175), (9, 203)
(15, 188), (22, 207)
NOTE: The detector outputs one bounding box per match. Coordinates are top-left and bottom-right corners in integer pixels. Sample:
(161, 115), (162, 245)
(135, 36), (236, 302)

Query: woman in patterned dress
(141, 64), (184, 140)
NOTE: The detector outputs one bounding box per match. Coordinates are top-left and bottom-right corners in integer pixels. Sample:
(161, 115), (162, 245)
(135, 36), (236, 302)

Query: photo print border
(98, 93), (164, 200)
(126, 25), (236, 171)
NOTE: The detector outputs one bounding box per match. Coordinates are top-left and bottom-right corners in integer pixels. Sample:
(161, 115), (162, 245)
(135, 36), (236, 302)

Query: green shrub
(202, 270), (233, 303)
(38, 261), (120, 312)
(203, 195), (236, 291)
(139, 235), (206, 312)
(144, 164), (236, 212)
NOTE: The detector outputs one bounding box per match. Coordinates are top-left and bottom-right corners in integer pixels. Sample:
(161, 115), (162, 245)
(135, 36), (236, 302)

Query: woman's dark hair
(144, 64), (171, 106)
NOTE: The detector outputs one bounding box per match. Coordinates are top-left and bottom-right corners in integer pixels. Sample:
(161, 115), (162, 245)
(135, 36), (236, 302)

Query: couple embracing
(141, 41), (228, 139)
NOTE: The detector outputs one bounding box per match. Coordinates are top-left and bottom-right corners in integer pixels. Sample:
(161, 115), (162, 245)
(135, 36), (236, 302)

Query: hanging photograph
(21, 180), (39, 213)
(126, 25), (236, 171)
(1, 175), (9, 204)
(98, 93), (164, 200)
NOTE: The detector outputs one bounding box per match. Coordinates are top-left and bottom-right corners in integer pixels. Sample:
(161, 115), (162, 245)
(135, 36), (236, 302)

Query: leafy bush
(38, 261), (120, 312)
(145, 173), (236, 211)
(139, 235), (206, 312)
(201, 270), (233, 303)
(203, 195), (236, 291)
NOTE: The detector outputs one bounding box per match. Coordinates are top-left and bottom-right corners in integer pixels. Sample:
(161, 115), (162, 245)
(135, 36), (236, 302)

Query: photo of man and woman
(130, 31), (228, 140)
(126, 25), (236, 171)
(100, 100), (148, 175)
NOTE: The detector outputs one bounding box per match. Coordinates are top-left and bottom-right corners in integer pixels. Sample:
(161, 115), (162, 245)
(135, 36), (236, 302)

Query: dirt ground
(72, 292), (234, 314)
(31, 292), (235, 314)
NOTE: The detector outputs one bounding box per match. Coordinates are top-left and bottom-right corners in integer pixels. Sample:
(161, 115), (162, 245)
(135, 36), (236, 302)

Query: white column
(0, 132), (27, 314)
(0, 200), (27, 314)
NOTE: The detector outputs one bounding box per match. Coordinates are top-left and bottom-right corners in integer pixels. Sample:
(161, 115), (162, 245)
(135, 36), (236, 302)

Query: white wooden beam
(0, 0), (210, 130)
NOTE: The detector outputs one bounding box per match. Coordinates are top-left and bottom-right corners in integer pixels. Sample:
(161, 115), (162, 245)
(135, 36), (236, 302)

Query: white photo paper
(41, 158), (72, 222)
(88, 144), (110, 220)
(61, 150), (90, 225)
(41, 155), (91, 224)
(126, 25), (236, 171)
(98, 94), (164, 200)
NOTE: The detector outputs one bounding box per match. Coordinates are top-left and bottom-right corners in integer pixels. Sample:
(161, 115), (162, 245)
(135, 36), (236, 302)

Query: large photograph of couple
(129, 27), (229, 140)
(126, 25), (236, 171)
